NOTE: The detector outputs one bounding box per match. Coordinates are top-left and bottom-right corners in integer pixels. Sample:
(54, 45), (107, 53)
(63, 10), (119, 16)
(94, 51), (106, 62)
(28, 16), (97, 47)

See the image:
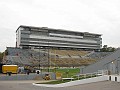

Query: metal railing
(71, 70), (108, 81)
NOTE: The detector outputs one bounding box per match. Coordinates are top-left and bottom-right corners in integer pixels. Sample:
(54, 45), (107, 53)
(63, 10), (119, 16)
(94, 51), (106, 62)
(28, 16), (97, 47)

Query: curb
(33, 75), (109, 88)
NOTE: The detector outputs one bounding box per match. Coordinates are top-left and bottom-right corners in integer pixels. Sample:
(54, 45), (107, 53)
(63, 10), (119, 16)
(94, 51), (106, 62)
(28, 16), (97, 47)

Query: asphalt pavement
(0, 80), (120, 90)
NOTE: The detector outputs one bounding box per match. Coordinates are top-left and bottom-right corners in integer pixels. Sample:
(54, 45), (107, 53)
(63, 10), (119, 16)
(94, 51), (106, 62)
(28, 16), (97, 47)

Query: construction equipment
(2, 65), (18, 74)
(44, 74), (50, 80)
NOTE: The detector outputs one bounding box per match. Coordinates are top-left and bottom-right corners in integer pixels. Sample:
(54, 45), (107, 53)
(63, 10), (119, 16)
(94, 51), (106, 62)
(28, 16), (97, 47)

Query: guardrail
(71, 70), (108, 81)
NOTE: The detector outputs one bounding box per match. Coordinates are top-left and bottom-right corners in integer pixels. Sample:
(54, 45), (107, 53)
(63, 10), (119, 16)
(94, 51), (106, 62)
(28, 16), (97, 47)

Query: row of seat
(5, 47), (111, 67)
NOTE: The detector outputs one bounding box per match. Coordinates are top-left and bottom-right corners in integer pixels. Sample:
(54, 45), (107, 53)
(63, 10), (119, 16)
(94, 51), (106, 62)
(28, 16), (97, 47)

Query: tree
(101, 45), (108, 52)
(101, 45), (116, 52)
(0, 52), (4, 63)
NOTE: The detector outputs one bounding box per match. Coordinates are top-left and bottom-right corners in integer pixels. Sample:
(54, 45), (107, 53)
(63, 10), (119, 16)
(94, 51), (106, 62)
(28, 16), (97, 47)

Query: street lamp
(103, 60), (116, 75)
(113, 57), (120, 75)
(103, 57), (120, 75)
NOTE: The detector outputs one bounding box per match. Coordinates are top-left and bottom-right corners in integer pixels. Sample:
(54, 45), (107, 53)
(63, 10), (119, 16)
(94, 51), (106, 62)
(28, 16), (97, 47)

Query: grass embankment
(37, 80), (71, 84)
(37, 68), (80, 84)
(42, 68), (80, 78)
(37, 68), (97, 84)
(55, 68), (80, 78)
(37, 75), (97, 84)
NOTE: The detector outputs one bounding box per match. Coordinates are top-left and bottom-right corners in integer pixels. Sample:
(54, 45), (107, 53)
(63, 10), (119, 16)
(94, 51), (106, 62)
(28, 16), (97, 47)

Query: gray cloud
(0, 0), (120, 51)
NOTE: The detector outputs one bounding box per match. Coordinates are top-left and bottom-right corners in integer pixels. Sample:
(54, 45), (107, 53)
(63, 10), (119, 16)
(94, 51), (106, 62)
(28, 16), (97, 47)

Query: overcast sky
(0, 0), (120, 52)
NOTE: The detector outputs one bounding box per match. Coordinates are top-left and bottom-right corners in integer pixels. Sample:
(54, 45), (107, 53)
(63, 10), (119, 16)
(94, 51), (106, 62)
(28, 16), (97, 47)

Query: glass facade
(16, 25), (102, 50)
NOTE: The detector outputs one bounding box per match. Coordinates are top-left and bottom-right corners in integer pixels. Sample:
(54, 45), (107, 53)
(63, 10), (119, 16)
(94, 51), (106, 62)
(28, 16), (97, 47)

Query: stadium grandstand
(3, 25), (109, 72)
(2, 25), (120, 75)
(16, 25), (102, 50)
(4, 47), (111, 68)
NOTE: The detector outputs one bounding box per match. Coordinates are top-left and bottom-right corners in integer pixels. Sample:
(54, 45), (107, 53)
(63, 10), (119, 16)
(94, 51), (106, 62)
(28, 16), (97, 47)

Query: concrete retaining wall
(0, 72), (56, 80)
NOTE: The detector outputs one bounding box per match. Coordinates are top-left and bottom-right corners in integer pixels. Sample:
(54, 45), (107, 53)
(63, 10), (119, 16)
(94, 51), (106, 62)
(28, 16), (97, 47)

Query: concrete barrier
(109, 75), (120, 82)
(0, 72), (56, 80)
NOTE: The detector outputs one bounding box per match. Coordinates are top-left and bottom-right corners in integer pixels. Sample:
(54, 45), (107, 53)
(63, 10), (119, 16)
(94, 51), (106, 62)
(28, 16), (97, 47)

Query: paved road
(0, 80), (120, 90)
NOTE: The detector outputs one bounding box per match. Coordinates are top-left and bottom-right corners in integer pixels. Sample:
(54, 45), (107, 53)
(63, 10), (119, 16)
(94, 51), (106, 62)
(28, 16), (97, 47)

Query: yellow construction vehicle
(2, 65), (18, 74)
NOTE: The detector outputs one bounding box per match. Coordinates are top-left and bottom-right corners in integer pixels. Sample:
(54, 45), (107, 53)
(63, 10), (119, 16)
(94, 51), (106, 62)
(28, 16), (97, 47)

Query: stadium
(2, 25), (120, 76)
(4, 25), (102, 67)
(16, 25), (102, 50)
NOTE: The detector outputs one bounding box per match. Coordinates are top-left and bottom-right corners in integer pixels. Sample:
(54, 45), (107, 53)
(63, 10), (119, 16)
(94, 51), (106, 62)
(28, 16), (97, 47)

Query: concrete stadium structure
(81, 48), (120, 75)
(4, 25), (120, 76)
(16, 25), (102, 50)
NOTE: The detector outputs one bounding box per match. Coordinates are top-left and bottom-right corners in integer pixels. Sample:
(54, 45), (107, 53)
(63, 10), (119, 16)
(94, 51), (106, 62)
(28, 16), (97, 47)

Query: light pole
(116, 59), (120, 75)
(39, 46), (40, 71)
(80, 66), (85, 74)
(47, 30), (50, 72)
(103, 56), (120, 75)
(103, 60), (116, 75)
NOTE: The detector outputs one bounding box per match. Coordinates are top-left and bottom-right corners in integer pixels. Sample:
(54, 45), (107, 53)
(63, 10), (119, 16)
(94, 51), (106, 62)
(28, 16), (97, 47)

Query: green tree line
(100, 45), (116, 52)
(0, 52), (4, 63)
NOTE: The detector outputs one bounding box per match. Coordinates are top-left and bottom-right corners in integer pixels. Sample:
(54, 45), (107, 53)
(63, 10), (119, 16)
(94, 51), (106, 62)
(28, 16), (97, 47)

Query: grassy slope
(42, 68), (80, 78)
(55, 68), (80, 78)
